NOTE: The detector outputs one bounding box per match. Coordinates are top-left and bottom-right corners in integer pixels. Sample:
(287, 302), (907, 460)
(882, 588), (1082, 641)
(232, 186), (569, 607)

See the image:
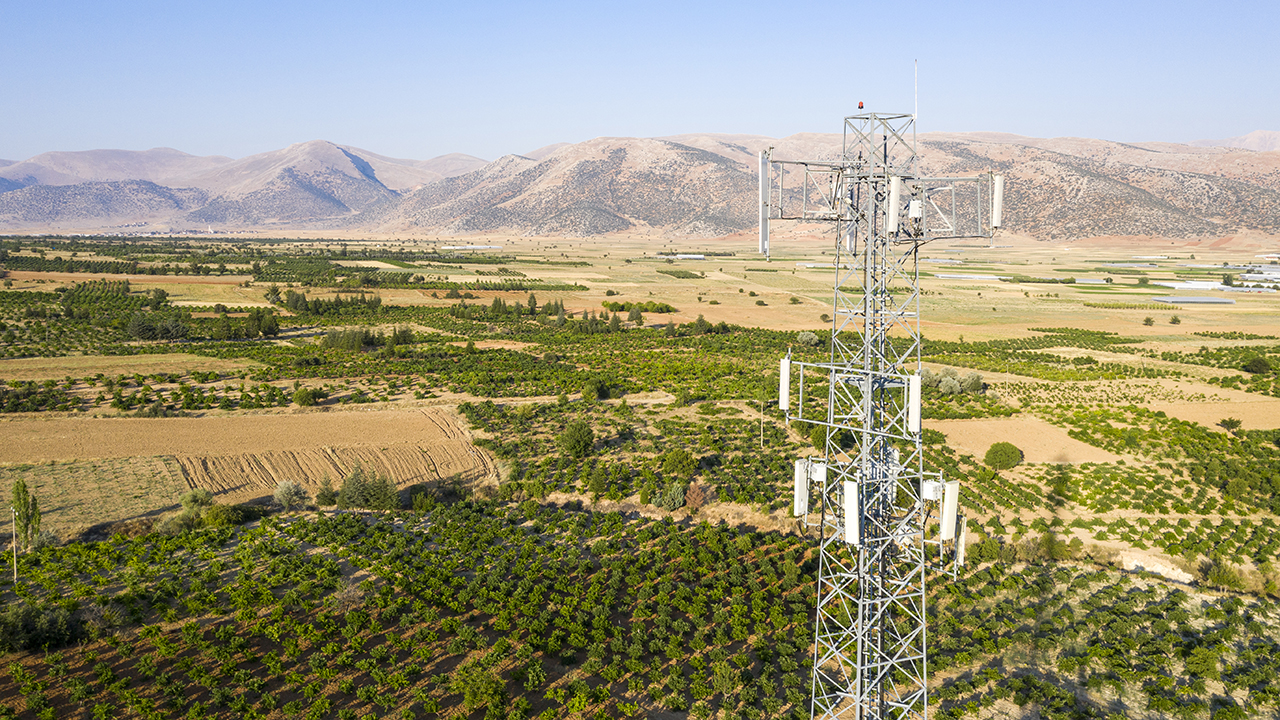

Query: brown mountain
(357, 137), (757, 237)
(0, 181), (207, 226)
(0, 131), (1277, 239)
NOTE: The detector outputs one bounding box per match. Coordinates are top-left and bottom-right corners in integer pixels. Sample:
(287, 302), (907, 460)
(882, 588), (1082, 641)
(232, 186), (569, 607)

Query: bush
(294, 387), (319, 406)
(274, 481), (310, 511)
(559, 420), (595, 458)
(657, 482), (686, 511)
(797, 331), (820, 347)
(984, 442), (1023, 470)
(157, 509), (204, 535)
(0, 602), (83, 652)
(938, 377), (962, 395)
(1243, 356), (1272, 374)
(180, 488), (214, 511)
(203, 504), (247, 527)
(583, 377), (610, 401)
(661, 448), (698, 480)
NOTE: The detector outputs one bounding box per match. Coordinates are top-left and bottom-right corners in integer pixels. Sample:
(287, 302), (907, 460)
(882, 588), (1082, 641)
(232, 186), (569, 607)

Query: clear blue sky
(5, 0), (1277, 161)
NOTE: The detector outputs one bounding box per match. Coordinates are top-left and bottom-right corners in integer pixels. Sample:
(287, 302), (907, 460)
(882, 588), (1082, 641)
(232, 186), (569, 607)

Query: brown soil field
(0, 407), (497, 538)
(0, 353), (261, 381)
(925, 415), (1124, 464)
(5, 270), (251, 285)
(1147, 389), (1280, 430)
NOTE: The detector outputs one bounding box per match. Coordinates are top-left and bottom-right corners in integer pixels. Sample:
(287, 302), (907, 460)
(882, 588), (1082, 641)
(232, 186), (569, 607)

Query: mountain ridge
(1, 131), (1277, 239)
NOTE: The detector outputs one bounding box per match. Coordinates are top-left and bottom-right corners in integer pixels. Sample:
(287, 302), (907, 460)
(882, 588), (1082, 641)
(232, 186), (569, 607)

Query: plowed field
(0, 407), (496, 538)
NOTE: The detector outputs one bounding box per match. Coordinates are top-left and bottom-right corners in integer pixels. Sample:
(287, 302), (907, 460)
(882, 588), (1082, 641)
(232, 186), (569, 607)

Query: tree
(609, 312), (621, 332)
(1170, 315), (1181, 325)
(797, 331), (820, 347)
(984, 442), (1023, 470)
(960, 371), (984, 393)
(583, 377), (609, 401)
(11, 480), (39, 552)
(938, 377), (962, 395)
(1218, 417), (1243, 435)
(559, 420), (595, 458)
(1243, 356), (1271, 374)
(627, 306), (643, 324)
(661, 448), (698, 480)
(274, 481), (310, 511)
(316, 477), (338, 506)
(337, 466), (399, 511)
(1143, 316), (1155, 326)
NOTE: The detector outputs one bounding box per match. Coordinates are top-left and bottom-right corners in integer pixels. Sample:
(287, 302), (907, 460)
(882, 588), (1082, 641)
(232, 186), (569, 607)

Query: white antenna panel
(940, 480), (959, 540)
(956, 517), (967, 567)
(843, 480), (859, 545)
(793, 459), (809, 516)
(779, 357), (791, 411)
(907, 374), (921, 434)
(886, 176), (902, 233)
(991, 175), (1005, 229)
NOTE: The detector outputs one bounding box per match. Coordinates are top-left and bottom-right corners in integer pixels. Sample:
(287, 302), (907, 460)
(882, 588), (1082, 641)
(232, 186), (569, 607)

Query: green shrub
(984, 442), (1023, 470)
(0, 602), (83, 652)
(559, 420), (595, 459)
(1243, 356), (1272, 374)
(203, 504), (246, 527)
(180, 488), (214, 511)
(274, 481), (310, 510)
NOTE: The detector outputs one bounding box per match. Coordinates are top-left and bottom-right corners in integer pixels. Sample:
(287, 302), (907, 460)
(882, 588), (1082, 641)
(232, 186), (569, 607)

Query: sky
(5, 0), (1278, 162)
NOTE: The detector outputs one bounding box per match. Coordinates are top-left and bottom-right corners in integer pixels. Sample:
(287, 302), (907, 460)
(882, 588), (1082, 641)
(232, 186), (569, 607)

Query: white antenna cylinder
(940, 480), (959, 540)
(991, 174), (1005, 229)
(793, 459), (809, 516)
(886, 176), (902, 233)
(759, 150), (771, 255)
(843, 479), (859, 545)
(907, 374), (921, 434)
(779, 357), (791, 412)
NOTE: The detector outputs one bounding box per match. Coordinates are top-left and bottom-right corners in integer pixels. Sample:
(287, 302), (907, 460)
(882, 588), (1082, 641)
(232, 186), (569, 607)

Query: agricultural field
(2, 230), (1280, 719)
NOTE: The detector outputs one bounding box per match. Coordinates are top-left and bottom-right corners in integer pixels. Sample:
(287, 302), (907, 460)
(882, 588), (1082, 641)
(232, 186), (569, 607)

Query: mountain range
(1, 131), (1277, 240)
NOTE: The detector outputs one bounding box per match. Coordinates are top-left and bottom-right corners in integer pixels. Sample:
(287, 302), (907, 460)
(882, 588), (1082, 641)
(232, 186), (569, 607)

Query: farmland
(2, 230), (1280, 719)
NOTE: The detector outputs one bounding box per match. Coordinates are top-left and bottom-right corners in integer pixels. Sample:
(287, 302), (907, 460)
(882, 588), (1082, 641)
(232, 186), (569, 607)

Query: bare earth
(0, 353), (260, 381)
(0, 407), (497, 537)
(925, 415), (1124, 464)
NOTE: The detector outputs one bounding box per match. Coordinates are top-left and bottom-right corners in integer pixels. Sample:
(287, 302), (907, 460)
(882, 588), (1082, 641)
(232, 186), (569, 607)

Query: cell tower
(766, 112), (1003, 720)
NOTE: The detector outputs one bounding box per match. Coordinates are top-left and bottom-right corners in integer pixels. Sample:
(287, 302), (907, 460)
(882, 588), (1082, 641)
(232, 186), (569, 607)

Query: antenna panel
(793, 459), (809, 516)
(940, 480), (959, 541)
(843, 480), (859, 545)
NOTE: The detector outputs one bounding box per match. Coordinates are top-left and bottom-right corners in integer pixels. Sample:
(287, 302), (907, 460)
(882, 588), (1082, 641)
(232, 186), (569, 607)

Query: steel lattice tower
(766, 112), (1001, 720)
